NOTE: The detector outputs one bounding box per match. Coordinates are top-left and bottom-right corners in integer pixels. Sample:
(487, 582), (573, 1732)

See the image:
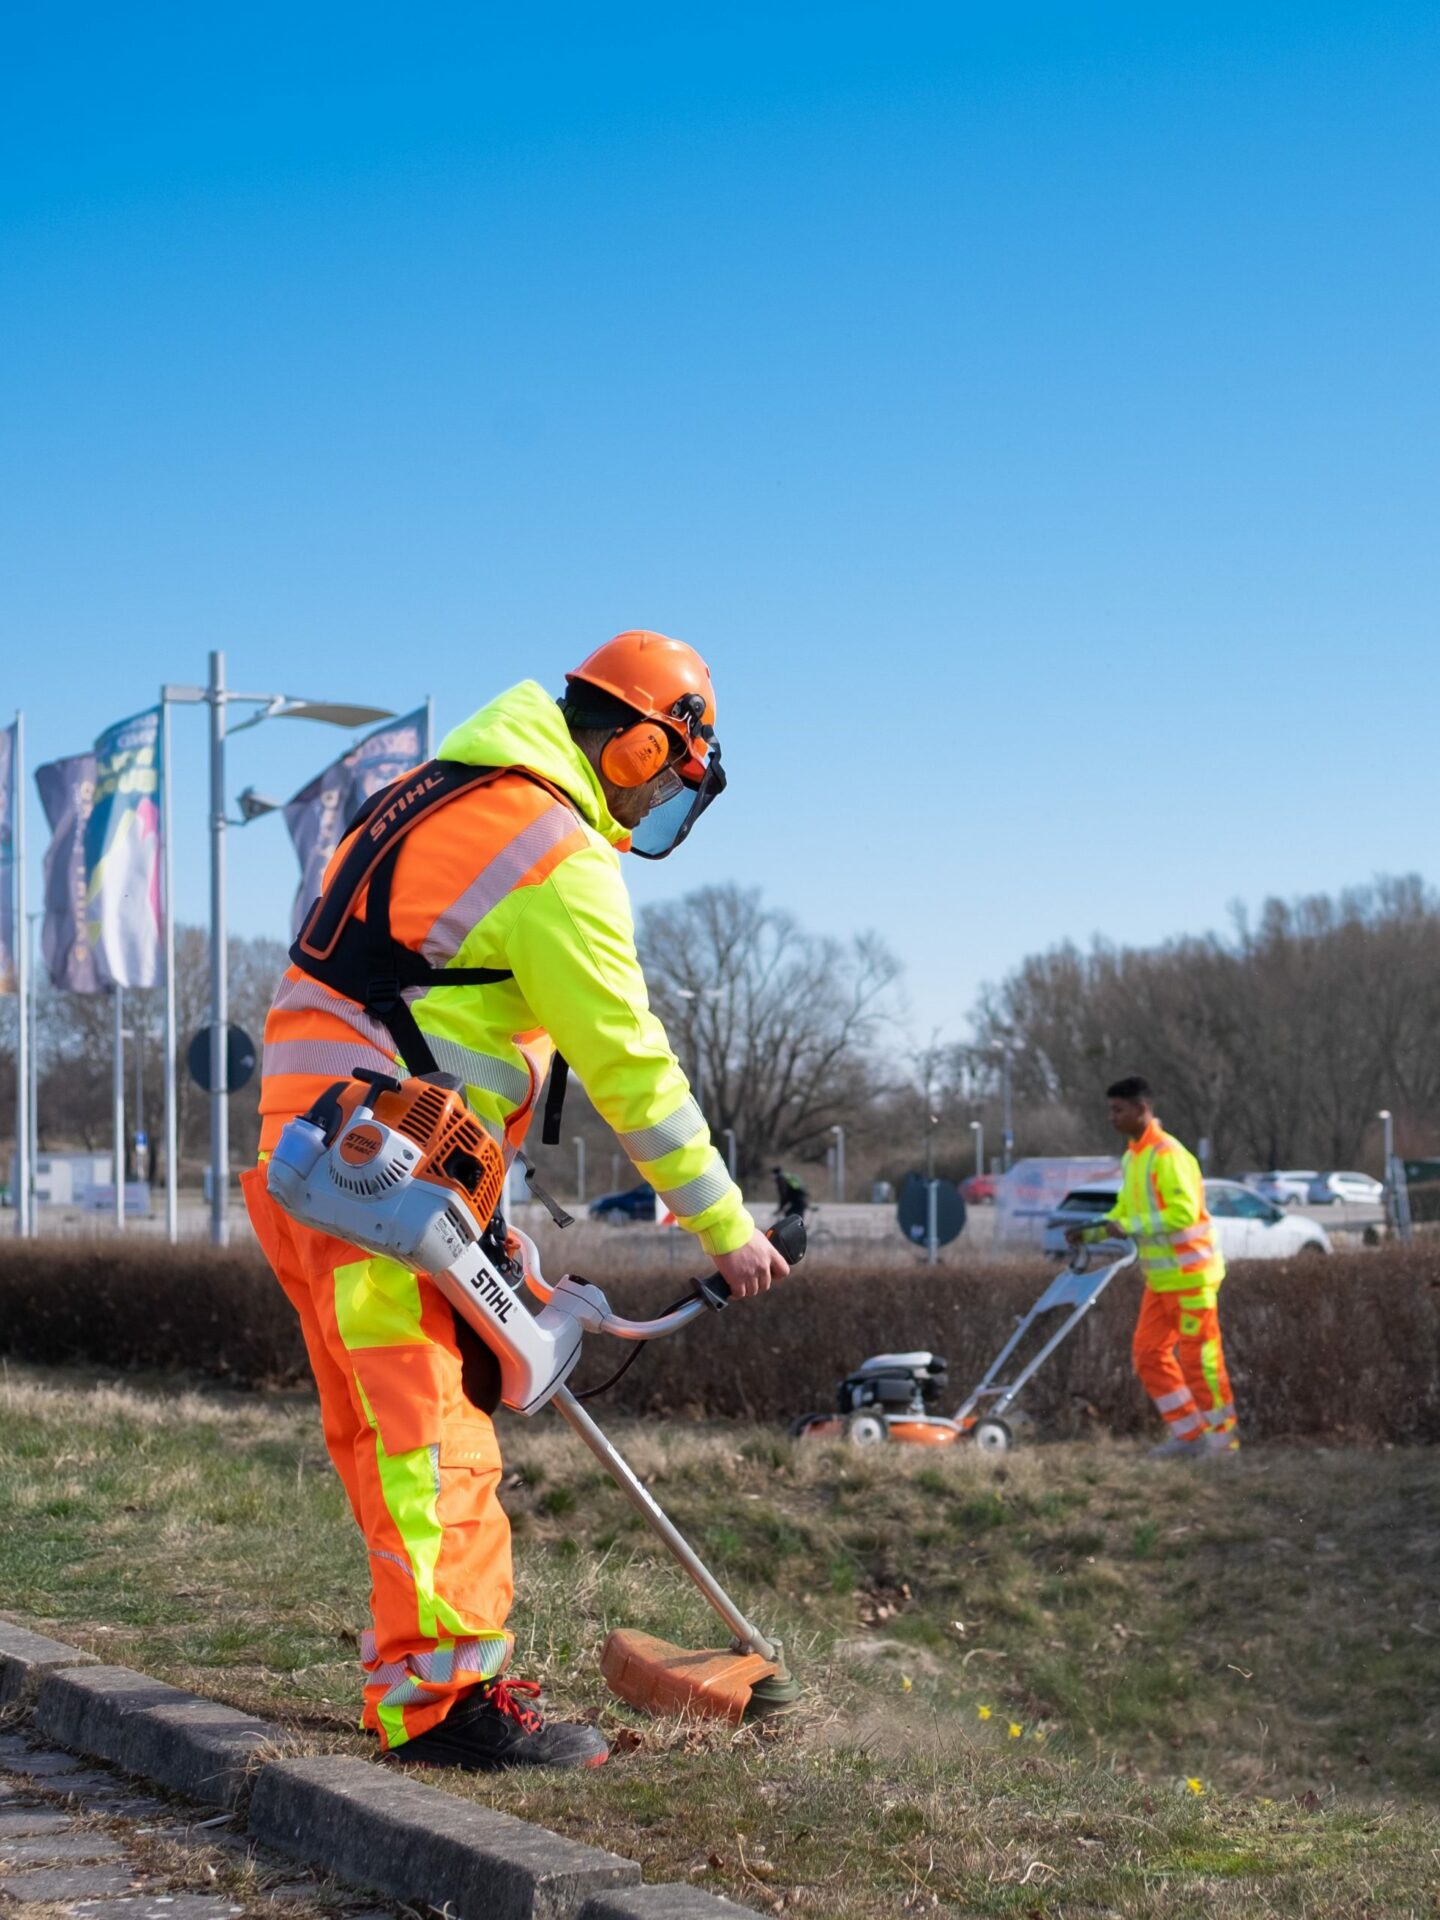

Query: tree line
(965, 875), (1440, 1175)
(2, 876), (1437, 1193)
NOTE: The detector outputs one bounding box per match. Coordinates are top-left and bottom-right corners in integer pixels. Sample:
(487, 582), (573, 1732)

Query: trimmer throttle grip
(690, 1217), (808, 1313)
(768, 1215), (807, 1266)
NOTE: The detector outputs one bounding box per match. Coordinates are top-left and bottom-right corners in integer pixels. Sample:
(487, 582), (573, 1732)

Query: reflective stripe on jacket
(257, 679), (754, 1257)
(1085, 1119), (1225, 1294)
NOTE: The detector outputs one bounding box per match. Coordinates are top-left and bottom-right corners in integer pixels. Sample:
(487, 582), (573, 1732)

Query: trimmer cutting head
(601, 1629), (800, 1724)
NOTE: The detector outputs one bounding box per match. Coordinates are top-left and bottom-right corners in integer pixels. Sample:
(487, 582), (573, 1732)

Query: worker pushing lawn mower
(242, 632), (794, 1773)
(1067, 1076), (1241, 1459)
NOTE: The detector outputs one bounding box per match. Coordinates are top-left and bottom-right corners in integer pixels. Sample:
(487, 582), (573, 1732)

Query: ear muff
(600, 722), (675, 789)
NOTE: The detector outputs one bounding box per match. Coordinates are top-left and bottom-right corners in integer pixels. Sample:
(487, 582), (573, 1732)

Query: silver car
(1306, 1170), (1384, 1206)
(1043, 1179), (1331, 1260)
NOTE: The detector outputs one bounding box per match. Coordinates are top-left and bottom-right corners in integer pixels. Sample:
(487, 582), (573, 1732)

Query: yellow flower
(1186, 1777), (1206, 1796)
(977, 1705), (992, 1720)
(900, 1674), (913, 1693)
(1008, 1722), (1023, 1739)
(1031, 1730), (1046, 1743)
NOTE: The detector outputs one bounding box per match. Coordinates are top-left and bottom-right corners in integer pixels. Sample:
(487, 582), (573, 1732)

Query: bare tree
(970, 876), (1440, 1171)
(637, 884), (902, 1179)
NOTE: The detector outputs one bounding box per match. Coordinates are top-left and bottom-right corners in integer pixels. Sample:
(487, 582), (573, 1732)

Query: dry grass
(2, 1362), (1440, 1916)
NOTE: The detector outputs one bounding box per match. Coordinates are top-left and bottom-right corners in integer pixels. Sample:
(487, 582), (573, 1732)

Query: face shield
(629, 740), (726, 860)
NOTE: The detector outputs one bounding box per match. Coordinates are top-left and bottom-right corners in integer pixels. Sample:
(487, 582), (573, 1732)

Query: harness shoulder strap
(296, 760), (503, 965)
(288, 760), (577, 1120)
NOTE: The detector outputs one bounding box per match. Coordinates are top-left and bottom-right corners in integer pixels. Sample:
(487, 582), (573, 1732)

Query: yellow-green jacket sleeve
(502, 843), (754, 1257)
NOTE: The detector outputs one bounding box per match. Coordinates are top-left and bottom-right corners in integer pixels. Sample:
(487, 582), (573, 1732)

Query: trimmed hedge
(2, 1237), (1438, 1443)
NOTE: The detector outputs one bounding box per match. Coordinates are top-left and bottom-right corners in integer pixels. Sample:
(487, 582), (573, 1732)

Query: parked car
(1306, 1171), (1384, 1206)
(960, 1173), (997, 1205)
(1253, 1170), (1320, 1207)
(587, 1182), (657, 1224)
(1043, 1179), (1331, 1260)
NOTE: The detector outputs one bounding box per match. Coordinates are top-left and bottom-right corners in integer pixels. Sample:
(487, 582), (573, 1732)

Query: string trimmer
(267, 1065), (805, 1723)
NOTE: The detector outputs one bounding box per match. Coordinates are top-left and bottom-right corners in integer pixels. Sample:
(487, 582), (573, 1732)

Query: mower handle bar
(516, 1215), (807, 1342)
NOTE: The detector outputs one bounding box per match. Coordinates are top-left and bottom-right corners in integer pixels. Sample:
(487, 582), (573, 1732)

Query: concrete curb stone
(35, 1665), (282, 1810)
(0, 1618), (97, 1706)
(249, 1755), (643, 1920)
(579, 1887), (762, 1917)
(4, 1621), (762, 1919)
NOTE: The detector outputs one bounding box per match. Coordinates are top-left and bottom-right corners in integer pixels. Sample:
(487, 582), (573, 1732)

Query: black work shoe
(391, 1679), (609, 1772)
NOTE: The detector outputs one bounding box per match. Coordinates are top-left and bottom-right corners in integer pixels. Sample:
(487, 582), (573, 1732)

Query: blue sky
(4, 3), (1437, 1046)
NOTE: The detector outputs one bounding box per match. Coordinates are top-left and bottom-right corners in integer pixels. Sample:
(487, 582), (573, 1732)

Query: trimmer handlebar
(522, 1216), (807, 1343)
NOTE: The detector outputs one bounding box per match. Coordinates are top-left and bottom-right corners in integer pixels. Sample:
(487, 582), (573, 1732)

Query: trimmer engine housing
(267, 1068), (599, 1414)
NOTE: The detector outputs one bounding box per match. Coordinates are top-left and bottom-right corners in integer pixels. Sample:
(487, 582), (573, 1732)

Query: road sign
(186, 1024), (258, 1095)
(897, 1172), (966, 1248)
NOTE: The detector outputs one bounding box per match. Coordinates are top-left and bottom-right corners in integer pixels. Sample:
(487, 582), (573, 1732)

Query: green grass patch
(2, 1364), (1439, 1916)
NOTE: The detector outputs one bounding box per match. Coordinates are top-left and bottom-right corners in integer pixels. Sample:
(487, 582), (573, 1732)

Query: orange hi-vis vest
(1088, 1119), (1226, 1295)
(255, 679), (754, 1259)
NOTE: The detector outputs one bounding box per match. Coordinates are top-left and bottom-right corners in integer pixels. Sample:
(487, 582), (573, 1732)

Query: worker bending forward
(1071, 1076), (1239, 1458)
(242, 633), (788, 1771)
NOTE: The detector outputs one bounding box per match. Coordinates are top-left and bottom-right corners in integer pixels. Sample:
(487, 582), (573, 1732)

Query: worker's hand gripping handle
(692, 1217), (807, 1312)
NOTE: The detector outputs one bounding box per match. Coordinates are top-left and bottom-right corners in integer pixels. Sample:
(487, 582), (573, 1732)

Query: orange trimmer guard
(601, 1629), (779, 1724)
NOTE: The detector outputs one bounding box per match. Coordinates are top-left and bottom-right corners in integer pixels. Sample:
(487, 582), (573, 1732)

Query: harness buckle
(366, 973), (402, 1015)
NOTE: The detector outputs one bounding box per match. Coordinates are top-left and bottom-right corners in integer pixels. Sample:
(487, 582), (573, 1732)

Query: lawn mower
(267, 1065), (805, 1724)
(792, 1236), (1138, 1453)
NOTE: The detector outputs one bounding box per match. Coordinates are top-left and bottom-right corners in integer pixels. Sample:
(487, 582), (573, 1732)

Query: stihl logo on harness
(366, 772), (446, 842)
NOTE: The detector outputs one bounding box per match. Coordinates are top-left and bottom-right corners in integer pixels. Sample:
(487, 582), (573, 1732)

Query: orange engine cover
(332, 1073), (505, 1239)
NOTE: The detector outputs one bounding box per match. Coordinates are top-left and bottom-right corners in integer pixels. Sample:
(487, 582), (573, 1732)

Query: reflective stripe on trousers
(241, 1168), (514, 1753)
(1132, 1286), (1236, 1444)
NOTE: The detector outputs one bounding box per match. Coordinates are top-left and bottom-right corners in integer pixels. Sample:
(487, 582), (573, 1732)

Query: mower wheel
(972, 1417), (1013, 1455)
(845, 1411), (889, 1447)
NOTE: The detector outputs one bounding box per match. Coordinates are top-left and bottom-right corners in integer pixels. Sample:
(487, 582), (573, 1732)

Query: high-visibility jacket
(257, 679), (754, 1257)
(1084, 1119), (1225, 1294)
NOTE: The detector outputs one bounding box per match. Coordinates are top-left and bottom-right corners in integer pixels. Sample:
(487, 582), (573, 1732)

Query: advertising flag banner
(285, 707), (426, 936)
(36, 752), (103, 994)
(0, 722), (16, 994)
(84, 707), (163, 989)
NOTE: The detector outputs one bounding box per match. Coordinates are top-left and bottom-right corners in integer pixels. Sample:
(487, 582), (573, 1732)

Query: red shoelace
(485, 1678), (544, 1734)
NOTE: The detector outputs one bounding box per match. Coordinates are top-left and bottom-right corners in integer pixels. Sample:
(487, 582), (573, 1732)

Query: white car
(1253, 1170), (1320, 1207)
(1044, 1179), (1331, 1260)
(1306, 1171), (1384, 1207)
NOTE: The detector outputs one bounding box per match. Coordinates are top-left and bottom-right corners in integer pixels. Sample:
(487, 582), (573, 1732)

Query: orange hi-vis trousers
(242, 1169), (514, 1750)
(1132, 1285), (1237, 1448)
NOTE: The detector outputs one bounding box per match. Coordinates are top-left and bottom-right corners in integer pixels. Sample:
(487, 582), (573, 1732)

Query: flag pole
(13, 711), (30, 1238)
(113, 982), (125, 1232)
(161, 693), (178, 1241)
(27, 912), (39, 1235)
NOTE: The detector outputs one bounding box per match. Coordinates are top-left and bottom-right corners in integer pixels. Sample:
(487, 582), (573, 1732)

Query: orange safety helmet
(566, 631), (716, 788)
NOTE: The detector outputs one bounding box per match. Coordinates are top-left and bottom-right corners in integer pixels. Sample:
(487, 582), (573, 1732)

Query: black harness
(289, 757), (570, 1145)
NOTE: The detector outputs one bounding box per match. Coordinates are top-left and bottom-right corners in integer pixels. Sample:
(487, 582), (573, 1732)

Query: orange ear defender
(599, 721), (675, 789)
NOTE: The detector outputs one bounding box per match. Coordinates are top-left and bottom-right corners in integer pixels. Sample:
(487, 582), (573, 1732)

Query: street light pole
(831, 1123), (845, 1204)
(573, 1135), (586, 1204)
(163, 662), (396, 1247)
(970, 1118), (984, 1182)
(1001, 1042), (1014, 1172)
(925, 1112), (939, 1266)
(161, 691), (179, 1242)
(208, 651), (229, 1246)
(723, 1126), (737, 1181)
(12, 711), (29, 1239)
